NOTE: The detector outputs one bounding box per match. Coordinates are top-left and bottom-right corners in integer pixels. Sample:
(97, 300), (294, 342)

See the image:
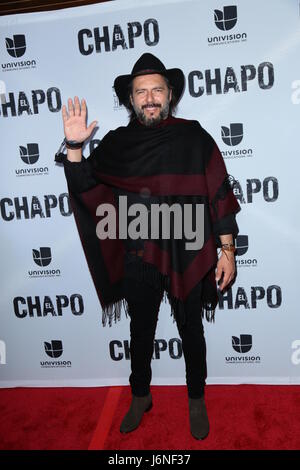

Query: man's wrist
(65, 138), (84, 150)
(221, 242), (235, 252)
(66, 148), (82, 162)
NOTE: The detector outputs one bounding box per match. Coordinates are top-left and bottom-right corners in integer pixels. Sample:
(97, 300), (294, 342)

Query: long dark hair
(124, 75), (178, 122)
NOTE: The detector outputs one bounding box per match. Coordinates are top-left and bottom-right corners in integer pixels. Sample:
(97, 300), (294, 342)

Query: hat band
(133, 68), (167, 78)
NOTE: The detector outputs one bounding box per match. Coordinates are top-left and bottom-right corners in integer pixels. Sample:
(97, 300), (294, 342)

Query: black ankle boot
(188, 396), (209, 440)
(120, 393), (152, 433)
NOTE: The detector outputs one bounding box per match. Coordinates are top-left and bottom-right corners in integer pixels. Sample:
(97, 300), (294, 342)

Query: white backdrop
(1, 0), (300, 387)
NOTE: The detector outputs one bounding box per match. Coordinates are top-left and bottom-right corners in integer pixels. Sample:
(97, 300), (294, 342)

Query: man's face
(130, 73), (172, 127)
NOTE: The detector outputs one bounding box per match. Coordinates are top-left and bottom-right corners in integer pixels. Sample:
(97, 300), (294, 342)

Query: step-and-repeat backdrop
(1, 0), (300, 387)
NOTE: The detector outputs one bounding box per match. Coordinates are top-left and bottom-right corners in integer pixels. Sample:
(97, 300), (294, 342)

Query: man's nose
(146, 90), (154, 102)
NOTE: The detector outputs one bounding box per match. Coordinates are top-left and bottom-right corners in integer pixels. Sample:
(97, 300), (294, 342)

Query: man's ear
(130, 95), (133, 106)
(168, 88), (172, 103)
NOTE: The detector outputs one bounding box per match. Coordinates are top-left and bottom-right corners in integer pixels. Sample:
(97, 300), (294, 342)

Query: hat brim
(114, 68), (185, 107)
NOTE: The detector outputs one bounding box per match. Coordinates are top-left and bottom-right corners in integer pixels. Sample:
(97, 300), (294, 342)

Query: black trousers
(122, 257), (207, 399)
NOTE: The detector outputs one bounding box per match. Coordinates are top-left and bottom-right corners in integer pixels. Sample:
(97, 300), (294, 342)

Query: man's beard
(133, 100), (170, 127)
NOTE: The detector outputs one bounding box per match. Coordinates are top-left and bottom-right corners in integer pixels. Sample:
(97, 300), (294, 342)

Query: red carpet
(0, 385), (300, 450)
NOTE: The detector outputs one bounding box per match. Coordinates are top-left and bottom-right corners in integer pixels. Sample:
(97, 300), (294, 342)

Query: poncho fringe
(102, 256), (217, 327)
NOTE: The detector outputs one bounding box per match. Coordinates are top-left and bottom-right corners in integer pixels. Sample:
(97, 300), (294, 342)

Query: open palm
(62, 96), (98, 142)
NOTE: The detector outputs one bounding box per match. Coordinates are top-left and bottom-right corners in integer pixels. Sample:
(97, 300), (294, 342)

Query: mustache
(142, 103), (161, 110)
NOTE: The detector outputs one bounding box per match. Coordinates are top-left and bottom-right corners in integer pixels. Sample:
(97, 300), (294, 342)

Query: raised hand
(62, 96), (98, 143)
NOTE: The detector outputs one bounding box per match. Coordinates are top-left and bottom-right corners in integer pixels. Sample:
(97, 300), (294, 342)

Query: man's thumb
(215, 266), (222, 281)
(88, 120), (98, 131)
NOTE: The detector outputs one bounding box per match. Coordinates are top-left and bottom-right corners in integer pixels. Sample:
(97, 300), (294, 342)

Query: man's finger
(81, 98), (87, 117)
(68, 98), (74, 116)
(62, 105), (68, 122)
(220, 272), (234, 290)
(74, 96), (80, 116)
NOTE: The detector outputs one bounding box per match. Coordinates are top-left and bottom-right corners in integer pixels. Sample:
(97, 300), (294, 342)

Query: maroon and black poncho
(55, 116), (240, 326)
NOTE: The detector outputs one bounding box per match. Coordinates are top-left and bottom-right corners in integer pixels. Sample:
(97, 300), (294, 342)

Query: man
(57, 53), (240, 440)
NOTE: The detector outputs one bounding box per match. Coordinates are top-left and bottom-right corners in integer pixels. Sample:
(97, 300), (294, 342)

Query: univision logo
(225, 334), (261, 364)
(28, 247), (61, 278)
(2, 34), (37, 71)
(33, 247), (51, 266)
(41, 340), (72, 368)
(15, 143), (49, 176)
(232, 334), (252, 353)
(208, 5), (247, 46)
(214, 5), (237, 31)
(112, 87), (122, 110)
(235, 235), (258, 268)
(221, 123), (253, 159)
(222, 123), (243, 145)
(236, 235), (248, 256)
(20, 143), (39, 164)
(6, 34), (26, 58)
(45, 340), (63, 358)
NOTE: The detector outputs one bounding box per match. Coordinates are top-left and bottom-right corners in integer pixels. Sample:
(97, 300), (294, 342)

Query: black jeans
(123, 257), (207, 399)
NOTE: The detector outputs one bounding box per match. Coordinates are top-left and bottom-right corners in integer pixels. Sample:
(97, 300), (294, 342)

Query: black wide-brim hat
(114, 53), (185, 107)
